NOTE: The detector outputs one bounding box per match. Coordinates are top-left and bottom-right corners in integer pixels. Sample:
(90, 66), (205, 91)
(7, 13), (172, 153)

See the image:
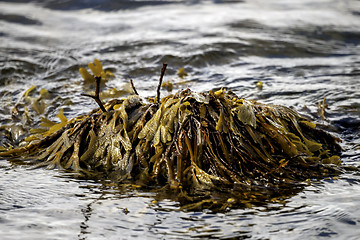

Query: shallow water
(1, 0), (360, 239)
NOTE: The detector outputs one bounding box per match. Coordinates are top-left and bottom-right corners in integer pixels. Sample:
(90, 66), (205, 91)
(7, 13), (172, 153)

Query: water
(1, 0), (360, 239)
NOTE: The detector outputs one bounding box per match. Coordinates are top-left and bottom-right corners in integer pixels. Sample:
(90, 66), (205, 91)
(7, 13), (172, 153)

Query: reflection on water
(2, 159), (360, 239)
(0, 0), (360, 239)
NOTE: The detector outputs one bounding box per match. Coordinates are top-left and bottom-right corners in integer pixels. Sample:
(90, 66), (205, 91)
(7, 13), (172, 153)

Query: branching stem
(81, 76), (107, 113)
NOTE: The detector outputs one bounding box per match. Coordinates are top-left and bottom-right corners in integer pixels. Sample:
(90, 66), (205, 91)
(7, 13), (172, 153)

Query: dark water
(1, 0), (360, 239)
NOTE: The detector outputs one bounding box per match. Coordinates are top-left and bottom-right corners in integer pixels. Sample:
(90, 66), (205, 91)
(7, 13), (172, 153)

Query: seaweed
(0, 60), (344, 210)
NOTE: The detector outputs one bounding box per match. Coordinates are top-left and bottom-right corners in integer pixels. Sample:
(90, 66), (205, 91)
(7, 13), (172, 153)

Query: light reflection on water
(0, 0), (360, 239)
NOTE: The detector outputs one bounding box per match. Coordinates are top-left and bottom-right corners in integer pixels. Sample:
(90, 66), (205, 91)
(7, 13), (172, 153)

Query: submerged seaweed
(0, 60), (344, 210)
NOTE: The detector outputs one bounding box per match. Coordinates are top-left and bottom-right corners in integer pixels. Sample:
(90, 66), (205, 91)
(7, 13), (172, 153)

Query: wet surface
(0, 0), (360, 239)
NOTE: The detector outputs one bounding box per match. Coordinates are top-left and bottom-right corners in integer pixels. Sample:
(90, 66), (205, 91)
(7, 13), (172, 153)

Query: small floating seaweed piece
(0, 60), (344, 210)
(256, 81), (263, 90)
(12, 85), (51, 117)
(177, 67), (188, 78)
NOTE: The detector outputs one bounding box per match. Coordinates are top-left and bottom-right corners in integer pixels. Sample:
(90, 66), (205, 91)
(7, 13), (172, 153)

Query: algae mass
(0, 60), (343, 209)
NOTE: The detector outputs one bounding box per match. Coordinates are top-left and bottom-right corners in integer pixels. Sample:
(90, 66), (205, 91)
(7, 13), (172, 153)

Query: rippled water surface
(1, 0), (360, 239)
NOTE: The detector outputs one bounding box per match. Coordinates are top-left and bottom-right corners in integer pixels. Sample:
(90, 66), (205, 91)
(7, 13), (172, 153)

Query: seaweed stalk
(81, 76), (107, 113)
(130, 79), (139, 95)
(156, 63), (167, 103)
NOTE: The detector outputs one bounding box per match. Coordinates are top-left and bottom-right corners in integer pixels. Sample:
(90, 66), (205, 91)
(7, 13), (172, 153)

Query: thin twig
(94, 76), (101, 96)
(81, 76), (107, 113)
(156, 63), (167, 103)
(130, 79), (138, 95)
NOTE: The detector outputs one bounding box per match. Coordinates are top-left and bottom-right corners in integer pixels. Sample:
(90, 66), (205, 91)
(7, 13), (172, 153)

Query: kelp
(0, 60), (344, 210)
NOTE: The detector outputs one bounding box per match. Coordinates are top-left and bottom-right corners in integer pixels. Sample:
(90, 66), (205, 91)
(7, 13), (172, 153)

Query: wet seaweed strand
(0, 60), (342, 193)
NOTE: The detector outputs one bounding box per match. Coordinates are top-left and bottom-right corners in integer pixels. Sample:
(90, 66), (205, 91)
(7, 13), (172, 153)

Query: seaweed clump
(0, 60), (343, 209)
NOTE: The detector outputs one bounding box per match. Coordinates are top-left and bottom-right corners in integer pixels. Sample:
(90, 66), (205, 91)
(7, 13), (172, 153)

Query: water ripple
(0, 0), (360, 239)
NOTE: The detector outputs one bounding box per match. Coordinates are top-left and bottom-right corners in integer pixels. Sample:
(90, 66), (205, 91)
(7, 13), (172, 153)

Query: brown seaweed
(0, 60), (344, 210)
